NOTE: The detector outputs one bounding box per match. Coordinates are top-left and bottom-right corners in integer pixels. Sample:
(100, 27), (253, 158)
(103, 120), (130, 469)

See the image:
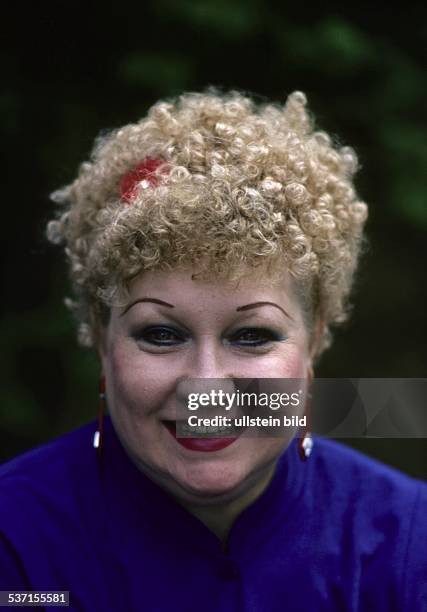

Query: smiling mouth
(161, 420), (241, 452)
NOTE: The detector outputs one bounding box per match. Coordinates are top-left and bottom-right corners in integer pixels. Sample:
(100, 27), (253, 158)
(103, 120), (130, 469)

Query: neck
(179, 461), (277, 547)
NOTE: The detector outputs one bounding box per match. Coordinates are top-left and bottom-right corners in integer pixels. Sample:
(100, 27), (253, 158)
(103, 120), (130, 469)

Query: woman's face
(98, 266), (313, 505)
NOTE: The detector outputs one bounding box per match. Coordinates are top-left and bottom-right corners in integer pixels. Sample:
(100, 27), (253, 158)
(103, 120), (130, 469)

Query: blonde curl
(47, 89), (368, 355)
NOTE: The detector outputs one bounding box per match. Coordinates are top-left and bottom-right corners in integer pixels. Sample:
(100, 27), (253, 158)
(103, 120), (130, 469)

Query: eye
(132, 325), (185, 346)
(230, 327), (285, 347)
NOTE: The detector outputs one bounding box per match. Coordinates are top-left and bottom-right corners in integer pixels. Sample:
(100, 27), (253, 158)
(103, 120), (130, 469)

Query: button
(218, 559), (240, 580)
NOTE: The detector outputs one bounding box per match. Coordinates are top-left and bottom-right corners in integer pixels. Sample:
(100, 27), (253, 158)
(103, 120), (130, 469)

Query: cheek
(253, 346), (309, 379)
(105, 342), (176, 418)
(279, 350), (308, 377)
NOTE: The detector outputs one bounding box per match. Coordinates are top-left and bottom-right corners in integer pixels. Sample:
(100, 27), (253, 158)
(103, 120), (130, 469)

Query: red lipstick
(163, 421), (238, 452)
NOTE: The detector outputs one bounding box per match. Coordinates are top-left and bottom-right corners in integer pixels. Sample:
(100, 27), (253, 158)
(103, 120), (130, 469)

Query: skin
(97, 265), (321, 543)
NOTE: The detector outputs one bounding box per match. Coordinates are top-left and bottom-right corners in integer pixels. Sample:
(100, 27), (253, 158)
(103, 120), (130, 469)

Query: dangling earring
(298, 392), (314, 461)
(93, 375), (106, 455)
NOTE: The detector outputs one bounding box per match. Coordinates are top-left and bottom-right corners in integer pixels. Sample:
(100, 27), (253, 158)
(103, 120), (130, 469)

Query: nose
(175, 342), (237, 408)
(184, 340), (234, 378)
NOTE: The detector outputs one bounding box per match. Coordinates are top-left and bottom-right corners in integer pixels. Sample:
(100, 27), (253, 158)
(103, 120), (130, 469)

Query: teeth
(179, 423), (235, 435)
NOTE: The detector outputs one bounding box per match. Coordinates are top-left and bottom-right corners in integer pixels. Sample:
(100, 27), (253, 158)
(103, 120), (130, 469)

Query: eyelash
(132, 326), (285, 348)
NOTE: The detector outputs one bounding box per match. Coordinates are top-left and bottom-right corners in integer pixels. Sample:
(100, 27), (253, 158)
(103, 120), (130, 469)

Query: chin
(172, 465), (252, 503)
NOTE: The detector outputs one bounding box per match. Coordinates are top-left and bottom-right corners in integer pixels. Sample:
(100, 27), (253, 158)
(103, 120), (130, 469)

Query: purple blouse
(0, 415), (426, 610)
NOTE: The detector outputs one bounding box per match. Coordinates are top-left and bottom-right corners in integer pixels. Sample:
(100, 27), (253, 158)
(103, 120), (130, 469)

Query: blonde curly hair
(47, 89), (368, 355)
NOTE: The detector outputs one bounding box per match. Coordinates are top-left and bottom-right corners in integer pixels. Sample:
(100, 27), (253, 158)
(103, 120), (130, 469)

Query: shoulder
(0, 419), (99, 532)
(308, 438), (427, 607)
(309, 436), (427, 523)
(0, 421), (117, 601)
(0, 419), (96, 485)
(0, 420), (104, 587)
(311, 436), (426, 500)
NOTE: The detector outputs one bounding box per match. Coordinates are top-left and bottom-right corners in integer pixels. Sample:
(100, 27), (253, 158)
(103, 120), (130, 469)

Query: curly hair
(47, 89), (368, 355)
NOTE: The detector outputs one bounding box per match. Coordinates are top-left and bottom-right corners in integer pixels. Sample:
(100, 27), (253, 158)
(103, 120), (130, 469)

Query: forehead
(125, 265), (299, 310)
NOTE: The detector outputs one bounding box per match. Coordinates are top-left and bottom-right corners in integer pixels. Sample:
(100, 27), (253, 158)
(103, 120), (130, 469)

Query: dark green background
(1, 2), (426, 478)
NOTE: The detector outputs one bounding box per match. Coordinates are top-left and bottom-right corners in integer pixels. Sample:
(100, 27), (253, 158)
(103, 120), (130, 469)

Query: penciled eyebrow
(120, 298), (175, 317)
(236, 301), (293, 321)
(120, 297), (293, 321)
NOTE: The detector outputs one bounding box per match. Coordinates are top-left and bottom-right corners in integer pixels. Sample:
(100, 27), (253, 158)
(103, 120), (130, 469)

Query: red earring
(93, 376), (106, 456)
(298, 393), (313, 461)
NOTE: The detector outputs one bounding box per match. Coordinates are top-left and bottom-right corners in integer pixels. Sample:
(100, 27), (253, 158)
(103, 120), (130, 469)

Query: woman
(0, 90), (426, 610)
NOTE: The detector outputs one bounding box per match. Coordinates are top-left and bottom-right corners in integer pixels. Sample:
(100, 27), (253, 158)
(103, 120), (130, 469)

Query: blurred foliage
(1, 1), (426, 477)
(160, 0), (264, 38)
(119, 52), (195, 90)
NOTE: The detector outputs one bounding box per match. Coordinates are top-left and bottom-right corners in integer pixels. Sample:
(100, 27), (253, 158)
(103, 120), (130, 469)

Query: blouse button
(218, 559), (240, 580)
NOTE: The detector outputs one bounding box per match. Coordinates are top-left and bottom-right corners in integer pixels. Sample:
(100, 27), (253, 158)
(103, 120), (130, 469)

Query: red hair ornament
(120, 158), (168, 203)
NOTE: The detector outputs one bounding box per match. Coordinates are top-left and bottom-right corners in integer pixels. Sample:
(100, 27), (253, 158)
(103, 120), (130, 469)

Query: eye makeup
(228, 327), (286, 347)
(130, 324), (287, 348)
(131, 325), (187, 346)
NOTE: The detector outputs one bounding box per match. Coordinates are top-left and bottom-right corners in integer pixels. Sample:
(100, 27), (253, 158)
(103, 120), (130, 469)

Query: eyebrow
(120, 297), (175, 317)
(120, 297), (293, 321)
(236, 301), (293, 321)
